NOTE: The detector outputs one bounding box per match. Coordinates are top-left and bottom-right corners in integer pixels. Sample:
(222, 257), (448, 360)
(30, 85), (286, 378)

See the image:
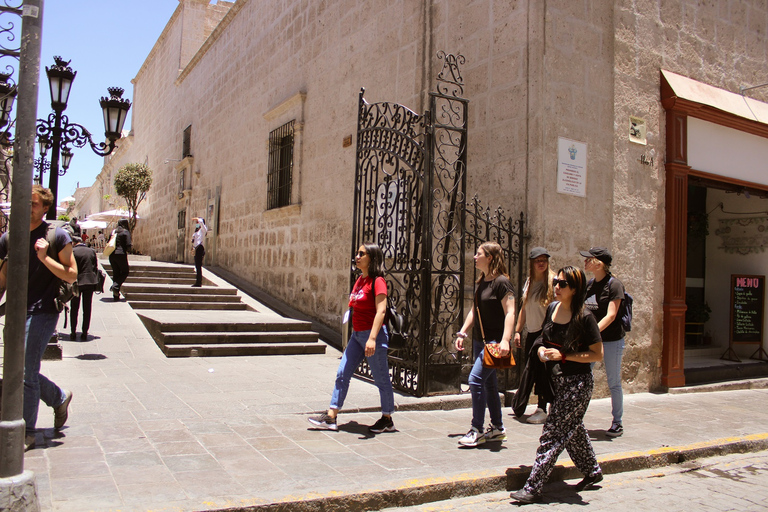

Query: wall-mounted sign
(630, 116), (647, 145)
(557, 137), (587, 197)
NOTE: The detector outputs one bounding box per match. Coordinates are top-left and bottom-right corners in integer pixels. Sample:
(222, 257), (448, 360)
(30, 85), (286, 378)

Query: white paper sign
(557, 137), (588, 197)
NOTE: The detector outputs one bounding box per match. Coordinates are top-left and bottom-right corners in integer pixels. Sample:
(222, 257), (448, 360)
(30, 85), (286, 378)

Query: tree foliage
(114, 163), (153, 233)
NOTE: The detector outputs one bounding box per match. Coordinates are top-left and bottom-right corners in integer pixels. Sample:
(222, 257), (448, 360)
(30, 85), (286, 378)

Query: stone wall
(101, 0), (768, 394)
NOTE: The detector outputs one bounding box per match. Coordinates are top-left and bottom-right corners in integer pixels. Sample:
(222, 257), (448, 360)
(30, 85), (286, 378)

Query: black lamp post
(36, 56), (131, 219)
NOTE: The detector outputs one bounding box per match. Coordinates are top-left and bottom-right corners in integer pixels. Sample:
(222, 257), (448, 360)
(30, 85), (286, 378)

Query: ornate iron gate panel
(351, 52), (525, 397)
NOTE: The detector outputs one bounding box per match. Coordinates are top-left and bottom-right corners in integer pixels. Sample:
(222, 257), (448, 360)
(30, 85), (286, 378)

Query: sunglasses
(356, 251), (368, 257)
(553, 278), (569, 288)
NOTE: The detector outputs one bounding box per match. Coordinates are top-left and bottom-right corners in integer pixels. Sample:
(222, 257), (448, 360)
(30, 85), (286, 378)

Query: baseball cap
(529, 247), (550, 259)
(579, 246), (612, 265)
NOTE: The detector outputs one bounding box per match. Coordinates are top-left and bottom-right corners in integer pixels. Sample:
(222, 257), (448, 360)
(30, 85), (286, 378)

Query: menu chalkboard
(730, 275), (765, 344)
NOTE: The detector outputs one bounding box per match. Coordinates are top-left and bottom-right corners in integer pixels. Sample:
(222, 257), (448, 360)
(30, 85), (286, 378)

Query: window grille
(182, 125), (192, 158)
(267, 120), (294, 210)
(177, 209), (186, 230)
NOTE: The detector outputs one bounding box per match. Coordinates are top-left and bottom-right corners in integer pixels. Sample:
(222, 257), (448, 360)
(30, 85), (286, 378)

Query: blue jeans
(468, 340), (503, 430)
(330, 327), (395, 415)
(603, 338), (625, 425)
(25, 313), (65, 435)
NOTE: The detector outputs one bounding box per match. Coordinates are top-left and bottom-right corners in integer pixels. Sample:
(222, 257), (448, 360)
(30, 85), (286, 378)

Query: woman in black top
(581, 246), (626, 438)
(109, 219), (132, 301)
(454, 242), (516, 448)
(510, 265), (604, 504)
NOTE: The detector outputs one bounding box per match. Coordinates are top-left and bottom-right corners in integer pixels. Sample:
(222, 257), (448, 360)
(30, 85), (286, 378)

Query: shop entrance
(682, 178), (768, 384)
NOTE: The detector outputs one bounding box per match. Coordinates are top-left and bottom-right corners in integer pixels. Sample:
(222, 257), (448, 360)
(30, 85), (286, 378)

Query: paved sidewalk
(3, 266), (768, 511)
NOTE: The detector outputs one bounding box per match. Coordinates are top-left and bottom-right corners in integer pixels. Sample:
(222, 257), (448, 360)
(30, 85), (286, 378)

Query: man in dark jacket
(70, 235), (99, 340)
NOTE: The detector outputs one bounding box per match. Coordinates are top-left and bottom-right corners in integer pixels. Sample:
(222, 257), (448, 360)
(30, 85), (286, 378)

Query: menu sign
(730, 275), (765, 344)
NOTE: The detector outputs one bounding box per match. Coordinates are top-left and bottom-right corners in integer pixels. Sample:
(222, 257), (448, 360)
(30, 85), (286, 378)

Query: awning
(78, 220), (108, 230)
(661, 69), (768, 125)
(86, 209), (138, 222)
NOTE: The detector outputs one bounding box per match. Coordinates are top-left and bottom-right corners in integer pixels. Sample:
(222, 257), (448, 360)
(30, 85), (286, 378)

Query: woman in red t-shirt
(309, 243), (396, 434)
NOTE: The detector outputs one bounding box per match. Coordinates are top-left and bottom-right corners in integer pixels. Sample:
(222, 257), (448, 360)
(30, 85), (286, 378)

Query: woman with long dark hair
(510, 265), (604, 503)
(309, 243), (396, 434)
(109, 219), (132, 301)
(454, 242), (515, 448)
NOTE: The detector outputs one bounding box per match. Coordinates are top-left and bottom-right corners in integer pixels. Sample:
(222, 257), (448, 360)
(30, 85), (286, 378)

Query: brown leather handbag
(475, 288), (515, 369)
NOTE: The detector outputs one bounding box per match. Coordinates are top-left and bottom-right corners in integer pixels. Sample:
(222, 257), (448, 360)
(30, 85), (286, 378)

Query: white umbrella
(61, 196), (76, 203)
(86, 209), (138, 222)
(78, 219), (108, 230)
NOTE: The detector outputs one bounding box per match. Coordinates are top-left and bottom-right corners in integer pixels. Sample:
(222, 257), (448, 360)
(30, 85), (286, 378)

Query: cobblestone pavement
(381, 451), (768, 512)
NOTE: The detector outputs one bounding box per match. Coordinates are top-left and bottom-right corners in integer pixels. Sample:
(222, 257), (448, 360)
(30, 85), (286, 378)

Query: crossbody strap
(474, 284), (487, 344)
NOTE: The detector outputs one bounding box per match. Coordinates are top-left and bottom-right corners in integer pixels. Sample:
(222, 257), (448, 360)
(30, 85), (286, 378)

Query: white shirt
(192, 221), (208, 248)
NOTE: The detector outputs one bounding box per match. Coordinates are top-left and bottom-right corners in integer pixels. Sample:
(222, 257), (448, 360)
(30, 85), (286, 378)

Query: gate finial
(435, 51), (466, 98)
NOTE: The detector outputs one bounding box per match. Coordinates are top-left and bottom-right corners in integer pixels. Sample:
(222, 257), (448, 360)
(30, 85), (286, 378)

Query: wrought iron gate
(351, 52), (525, 397)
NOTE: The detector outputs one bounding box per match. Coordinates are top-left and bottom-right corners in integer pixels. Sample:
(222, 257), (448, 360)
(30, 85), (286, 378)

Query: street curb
(207, 433), (768, 512)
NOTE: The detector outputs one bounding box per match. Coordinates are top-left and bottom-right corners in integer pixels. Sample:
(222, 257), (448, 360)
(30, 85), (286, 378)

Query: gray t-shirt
(523, 278), (548, 332)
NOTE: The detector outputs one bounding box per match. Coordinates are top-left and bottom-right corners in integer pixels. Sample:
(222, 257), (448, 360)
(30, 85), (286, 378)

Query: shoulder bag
(102, 231), (116, 256)
(475, 285), (515, 369)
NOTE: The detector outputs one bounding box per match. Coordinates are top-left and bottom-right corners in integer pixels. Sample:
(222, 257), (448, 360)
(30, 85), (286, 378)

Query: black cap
(529, 247), (550, 259)
(579, 247), (612, 265)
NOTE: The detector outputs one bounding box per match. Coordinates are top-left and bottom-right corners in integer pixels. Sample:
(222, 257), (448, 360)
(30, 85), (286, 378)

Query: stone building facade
(85, 0), (768, 394)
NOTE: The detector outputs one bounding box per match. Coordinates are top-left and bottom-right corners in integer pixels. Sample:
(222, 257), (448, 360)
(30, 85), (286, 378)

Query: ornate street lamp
(36, 56), (131, 219)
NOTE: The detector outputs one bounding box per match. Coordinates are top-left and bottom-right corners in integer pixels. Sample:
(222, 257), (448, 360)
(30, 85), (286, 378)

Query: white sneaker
(527, 408), (548, 424)
(458, 427), (485, 447)
(484, 424), (506, 441)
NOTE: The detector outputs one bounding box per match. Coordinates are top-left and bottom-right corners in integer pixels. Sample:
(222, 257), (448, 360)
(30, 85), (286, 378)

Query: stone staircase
(102, 261), (326, 358)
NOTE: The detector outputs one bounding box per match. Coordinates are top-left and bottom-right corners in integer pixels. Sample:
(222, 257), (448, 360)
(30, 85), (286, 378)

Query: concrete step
(156, 320), (313, 333)
(129, 301), (249, 311)
(121, 277), (198, 285)
(121, 285), (237, 295)
(161, 331), (319, 345)
(161, 343), (327, 358)
(111, 270), (196, 279)
(123, 293), (242, 303)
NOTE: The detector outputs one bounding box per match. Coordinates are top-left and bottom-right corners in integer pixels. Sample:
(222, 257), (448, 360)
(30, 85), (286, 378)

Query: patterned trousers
(524, 372), (602, 495)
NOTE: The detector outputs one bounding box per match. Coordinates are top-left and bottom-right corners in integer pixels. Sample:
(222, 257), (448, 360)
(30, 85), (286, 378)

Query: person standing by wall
(308, 243), (396, 434)
(191, 216), (207, 287)
(581, 246), (626, 438)
(70, 235), (99, 340)
(109, 219), (132, 301)
(454, 242), (515, 448)
(0, 185), (76, 449)
(510, 265), (604, 504)
(512, 247), (556, 424)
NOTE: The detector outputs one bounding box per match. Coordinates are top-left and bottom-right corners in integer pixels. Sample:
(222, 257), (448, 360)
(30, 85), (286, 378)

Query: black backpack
(385, 295), (407, 349)
(609, 276), (633, 332)
(44, 223), (79, 312)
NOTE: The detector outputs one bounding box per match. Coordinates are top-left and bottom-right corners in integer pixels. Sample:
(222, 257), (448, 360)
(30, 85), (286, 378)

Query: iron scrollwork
(0, 1), (22, 230)
(36, 111), (119, 160)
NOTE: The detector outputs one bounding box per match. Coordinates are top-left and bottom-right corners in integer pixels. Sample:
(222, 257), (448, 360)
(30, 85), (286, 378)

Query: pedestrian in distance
(512, 247), (556, 424)
(510, 265), (604, 504)
(454, 242), (515, 448)
(108, 219), (131, 301)
(0, 185), (76, 450)
(190, 216), (207, 287)
(308, 243), (396, 434)
(70, 235), (99, 340)
(581, 246), (626, 438)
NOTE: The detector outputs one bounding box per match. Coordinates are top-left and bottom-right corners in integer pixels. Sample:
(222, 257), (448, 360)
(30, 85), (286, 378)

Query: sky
(25, 0), (180, 202)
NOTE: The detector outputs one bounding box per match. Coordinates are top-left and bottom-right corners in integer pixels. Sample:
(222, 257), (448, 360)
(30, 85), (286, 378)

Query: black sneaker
(606, 423), (623, 438)
(368, 415), (395, 433)
(575, 472), (603, 491)
(308, 412), (338, 431)
(510, 489), (541, 504)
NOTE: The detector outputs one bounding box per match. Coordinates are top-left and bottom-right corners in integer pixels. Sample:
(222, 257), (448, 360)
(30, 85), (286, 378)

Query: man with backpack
(0, 185), (77, 450)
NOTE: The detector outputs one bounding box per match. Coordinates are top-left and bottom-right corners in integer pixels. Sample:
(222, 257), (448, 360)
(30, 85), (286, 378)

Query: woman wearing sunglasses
(512, 247), (556, 424)
(510, 266), (604, 504)
(308, 243), (396, 434)
(454, 242), (516, 448)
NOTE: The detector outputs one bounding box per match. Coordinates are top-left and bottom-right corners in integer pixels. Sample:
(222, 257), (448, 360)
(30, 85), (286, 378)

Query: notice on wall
(557, 137), (587, 197)
(730, 274), (765, 344)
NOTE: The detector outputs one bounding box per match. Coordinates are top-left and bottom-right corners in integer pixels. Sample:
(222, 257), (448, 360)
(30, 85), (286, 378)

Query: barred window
(177, 209), (186, 230)
(182, 125), (192, 158)
(267, 120), (294, 210)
